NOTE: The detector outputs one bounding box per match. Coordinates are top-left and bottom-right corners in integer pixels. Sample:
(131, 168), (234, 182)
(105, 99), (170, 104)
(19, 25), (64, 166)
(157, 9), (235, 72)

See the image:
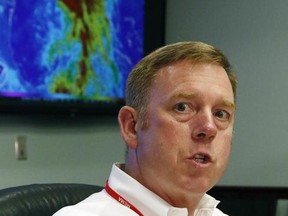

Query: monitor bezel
(0, 0), (166, 117)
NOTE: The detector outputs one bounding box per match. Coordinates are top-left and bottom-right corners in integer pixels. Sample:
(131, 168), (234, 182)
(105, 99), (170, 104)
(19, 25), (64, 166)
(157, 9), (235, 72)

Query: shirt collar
(108, 163), (220, 216)
(194, 194), (220, 216)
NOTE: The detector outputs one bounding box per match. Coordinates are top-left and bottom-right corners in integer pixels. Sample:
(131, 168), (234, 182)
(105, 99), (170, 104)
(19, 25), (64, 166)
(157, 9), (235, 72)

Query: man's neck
(124, 162), (205, 216)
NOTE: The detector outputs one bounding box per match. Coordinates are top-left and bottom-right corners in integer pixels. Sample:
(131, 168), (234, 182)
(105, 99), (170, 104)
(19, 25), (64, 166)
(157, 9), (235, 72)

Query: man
(54, 41), (237, 216)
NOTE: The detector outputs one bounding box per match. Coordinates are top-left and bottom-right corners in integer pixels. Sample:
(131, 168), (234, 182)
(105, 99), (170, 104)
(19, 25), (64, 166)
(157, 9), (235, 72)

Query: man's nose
(191, 112), (217, 142)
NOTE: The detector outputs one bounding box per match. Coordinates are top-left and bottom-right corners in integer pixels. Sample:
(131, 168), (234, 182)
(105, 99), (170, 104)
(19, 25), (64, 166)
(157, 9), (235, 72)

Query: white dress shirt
(53, 163), (228, 216)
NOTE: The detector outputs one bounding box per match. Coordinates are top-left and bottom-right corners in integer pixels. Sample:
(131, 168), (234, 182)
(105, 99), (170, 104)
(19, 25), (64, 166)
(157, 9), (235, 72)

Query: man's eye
(214, 110), (230, 120)
(174, 103), (189, 112)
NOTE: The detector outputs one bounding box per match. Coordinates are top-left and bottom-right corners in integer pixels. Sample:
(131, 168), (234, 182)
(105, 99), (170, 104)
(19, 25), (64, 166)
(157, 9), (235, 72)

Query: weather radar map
(0, 0), (144, 103)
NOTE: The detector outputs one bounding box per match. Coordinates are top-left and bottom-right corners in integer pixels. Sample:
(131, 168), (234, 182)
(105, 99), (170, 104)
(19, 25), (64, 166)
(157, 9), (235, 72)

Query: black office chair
(208, 186), (279, 216)
(0, 183), (103, 216)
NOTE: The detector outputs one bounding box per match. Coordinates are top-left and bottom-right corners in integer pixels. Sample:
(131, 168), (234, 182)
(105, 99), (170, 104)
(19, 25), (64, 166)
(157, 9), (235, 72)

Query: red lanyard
(105, 180), (144, 216)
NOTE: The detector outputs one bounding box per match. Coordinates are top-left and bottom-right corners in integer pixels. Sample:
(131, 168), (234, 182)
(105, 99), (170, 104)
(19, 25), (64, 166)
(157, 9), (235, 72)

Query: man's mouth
(192, 154), (211, 164)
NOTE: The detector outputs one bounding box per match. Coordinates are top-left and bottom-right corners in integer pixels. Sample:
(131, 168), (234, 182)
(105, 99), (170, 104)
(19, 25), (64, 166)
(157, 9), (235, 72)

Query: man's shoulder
(213, 208), (229, 216)
(53, 190), (109, 216)
(52, 189), (138, 216)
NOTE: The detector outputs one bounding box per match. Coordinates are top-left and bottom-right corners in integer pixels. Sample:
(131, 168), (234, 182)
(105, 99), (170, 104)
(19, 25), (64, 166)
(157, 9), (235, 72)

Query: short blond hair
(125, 41), (237, 120)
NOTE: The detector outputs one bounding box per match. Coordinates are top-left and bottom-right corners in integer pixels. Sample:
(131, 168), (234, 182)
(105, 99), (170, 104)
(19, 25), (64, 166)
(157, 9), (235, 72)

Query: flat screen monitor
(0, 0), (165, 116)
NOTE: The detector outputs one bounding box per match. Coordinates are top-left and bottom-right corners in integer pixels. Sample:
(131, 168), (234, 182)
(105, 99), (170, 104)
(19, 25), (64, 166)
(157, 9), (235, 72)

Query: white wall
(0, 115), (125, 189)
(166, 0), (288, 186)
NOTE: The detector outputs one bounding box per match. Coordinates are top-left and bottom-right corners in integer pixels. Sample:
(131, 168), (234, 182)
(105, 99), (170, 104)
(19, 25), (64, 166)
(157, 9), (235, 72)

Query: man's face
(135, 61), (235, 198)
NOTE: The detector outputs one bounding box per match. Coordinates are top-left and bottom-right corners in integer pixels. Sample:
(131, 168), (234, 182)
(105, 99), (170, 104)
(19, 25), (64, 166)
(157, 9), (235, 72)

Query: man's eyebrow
(171, 93), (235, 109)
(221, 99), (235, 110)
(171, 93), (197, 100)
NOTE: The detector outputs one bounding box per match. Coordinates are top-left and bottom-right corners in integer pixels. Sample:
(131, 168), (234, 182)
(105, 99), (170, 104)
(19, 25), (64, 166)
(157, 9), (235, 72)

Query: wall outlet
(15, 135), (27, 160)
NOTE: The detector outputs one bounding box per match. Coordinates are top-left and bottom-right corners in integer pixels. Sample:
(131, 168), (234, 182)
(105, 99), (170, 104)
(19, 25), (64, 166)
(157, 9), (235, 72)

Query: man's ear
(118, 106), (138, 149)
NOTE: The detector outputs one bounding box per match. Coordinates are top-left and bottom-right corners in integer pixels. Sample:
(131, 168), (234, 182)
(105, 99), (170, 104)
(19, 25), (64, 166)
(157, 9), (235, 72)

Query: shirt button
(168, 209), (177, 216)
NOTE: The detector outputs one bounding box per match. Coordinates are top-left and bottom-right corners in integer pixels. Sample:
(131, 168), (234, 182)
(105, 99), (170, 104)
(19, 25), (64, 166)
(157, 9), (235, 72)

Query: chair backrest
(0, 183), (103, 216)
(208, 186), (288, 216)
